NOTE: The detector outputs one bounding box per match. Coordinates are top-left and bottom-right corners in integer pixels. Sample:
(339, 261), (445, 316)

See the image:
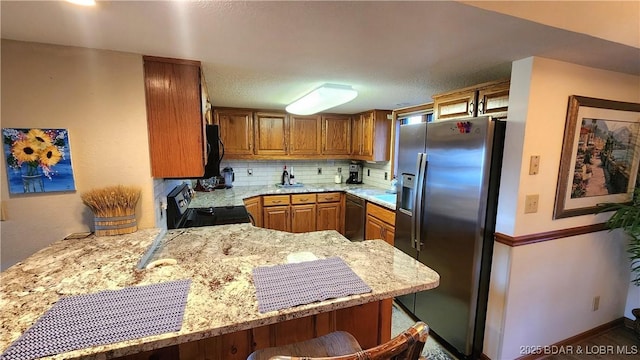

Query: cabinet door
(383, 225), (395, 246)
(255, 112), (288, 155)
(365, 214), (385, 240)
(289, 115), (321, 155)
(433, 90), (477, 121)
(350, 114), (363, 156)
(321, 115), (351, 155)
(477, 81), (510, 119)
(361, 111), (375, 157)
(263, 205), (290, 232)
(215, 109), (254, 155)
(317, 202), (341, 232)
(143, 57), (205, 178)
(243, 196), (262, 228)
(291, 204), (317, 233)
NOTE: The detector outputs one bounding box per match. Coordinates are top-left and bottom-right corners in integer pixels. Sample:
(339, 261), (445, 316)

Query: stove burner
(196, 207), (215, 216)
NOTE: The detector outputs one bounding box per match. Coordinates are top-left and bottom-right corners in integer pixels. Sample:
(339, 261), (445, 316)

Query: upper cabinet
(350, 110), (392, 161)
(254, 112), (288, 156)
(214, 108), (390, 161)
(432, 79), (510, 121)
(143, 56), (207, 178)
(289, 115), (321, 155)
(214, 108), (254, 156)
(321, 115), (351, 156)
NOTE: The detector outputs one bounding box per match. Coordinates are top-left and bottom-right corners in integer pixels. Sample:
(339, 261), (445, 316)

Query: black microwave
(202, 124), (224, 178)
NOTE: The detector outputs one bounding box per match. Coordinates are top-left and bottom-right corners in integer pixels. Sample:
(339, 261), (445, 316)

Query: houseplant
(599, 187), (640, 337)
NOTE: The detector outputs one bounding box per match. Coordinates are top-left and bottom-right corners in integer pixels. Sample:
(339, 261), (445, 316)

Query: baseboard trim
(515, 318), (624, 360)
(494, 223), (608, 247)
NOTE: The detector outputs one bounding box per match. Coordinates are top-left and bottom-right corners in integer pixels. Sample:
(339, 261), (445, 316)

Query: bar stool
(247, 321), (429, 360)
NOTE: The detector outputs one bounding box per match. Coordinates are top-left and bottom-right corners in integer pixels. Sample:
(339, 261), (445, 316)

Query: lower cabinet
(115, 300), (391, 360)
(291, 203), (317, 233)
(260, 193), (343, 233)
(365, 202), (396, 245)
(243, 196), (262, 228)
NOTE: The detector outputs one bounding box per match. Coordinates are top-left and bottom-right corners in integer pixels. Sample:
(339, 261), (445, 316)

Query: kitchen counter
(1, 224), (439, 359)
(190, 183), (398, 210)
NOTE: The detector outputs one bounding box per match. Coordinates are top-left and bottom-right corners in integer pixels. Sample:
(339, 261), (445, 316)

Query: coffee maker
(346, 163), (363, 184)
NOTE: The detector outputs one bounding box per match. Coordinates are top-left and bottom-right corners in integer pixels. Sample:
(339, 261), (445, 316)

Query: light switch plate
(529, 155), (540, 175)
(524, 194), (539, 214)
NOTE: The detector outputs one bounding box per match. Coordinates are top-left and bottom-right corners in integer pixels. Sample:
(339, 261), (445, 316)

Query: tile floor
(391, 302), (458, 360)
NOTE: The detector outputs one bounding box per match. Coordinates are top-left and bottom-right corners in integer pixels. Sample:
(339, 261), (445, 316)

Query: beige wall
(1, 40), (154, 270)
(486, 57), (640, 359)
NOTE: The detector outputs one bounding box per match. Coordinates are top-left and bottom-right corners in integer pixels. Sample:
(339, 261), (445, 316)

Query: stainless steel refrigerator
(394, 116), (505, 360)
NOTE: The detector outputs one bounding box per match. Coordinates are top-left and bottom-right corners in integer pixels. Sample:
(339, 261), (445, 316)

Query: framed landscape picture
(554, 96), (640, 219)
(3, 128), (76, 194)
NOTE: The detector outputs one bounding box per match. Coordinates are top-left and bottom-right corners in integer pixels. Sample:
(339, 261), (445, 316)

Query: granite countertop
(1, 224), (439, 359)
(190, 183), (398, 210)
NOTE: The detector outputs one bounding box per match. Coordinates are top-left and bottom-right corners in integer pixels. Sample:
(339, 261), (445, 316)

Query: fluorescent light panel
(66, 0), (96, 6)
(286, 84), (358, 115)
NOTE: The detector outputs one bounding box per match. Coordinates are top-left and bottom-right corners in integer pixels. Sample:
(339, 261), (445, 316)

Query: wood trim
(142, 55), (200, 66)
(494, 223), (608, 247)
(515, 318), (624, 360)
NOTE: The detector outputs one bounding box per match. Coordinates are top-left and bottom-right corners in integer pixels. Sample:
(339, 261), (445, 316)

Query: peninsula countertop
(1, 224), (439, 359)
(189, 183), (397, 210)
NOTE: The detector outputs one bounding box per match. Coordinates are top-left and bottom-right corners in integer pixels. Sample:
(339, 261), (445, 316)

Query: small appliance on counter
(346, 162), (363, 184)
(166, 183), (251, 229)
(222, 167), (234, 188)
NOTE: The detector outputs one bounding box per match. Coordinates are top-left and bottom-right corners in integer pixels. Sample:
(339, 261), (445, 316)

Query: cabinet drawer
(366, 202), (395, 226)
(317, 192), (341, 203)
(263, 195), (290, 206)
(291, 194), (317, 204)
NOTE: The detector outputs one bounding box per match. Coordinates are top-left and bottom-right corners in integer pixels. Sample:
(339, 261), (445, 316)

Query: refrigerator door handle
(413, 153), (427, 249)
(410, 153), (421, 249)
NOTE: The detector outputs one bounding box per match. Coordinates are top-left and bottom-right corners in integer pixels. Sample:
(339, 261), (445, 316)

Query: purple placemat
(252, 257), (371, 313)
(1, 279), (191, 360)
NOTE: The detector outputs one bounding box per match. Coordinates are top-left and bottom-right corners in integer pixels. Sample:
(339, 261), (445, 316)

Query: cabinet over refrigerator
(393, 116), (505, 360)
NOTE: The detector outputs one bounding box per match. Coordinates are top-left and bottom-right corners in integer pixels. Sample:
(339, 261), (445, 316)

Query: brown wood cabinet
(321, 115), (351, 155)
(365, 202), (396, 246)
(254, 112), (288, 155)
(316, 192), (343, 233)
(214, 108), (254, 155)
(117, 300), (391, 360)
(289, 115), (321, 155)
(143, 56), (206, 178)
(257, 193), (343, 234)
(351, 110), (392, 161)
(263, 205), (290, 232)
(432, 79), (510, 121)
(243, 196), (262, 228)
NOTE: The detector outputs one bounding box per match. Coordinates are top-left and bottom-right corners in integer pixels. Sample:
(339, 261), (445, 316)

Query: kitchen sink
(372, 193), (397, 203)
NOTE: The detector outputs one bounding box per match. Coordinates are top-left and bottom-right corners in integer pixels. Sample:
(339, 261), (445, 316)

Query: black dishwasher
(345, 194), (365, 241)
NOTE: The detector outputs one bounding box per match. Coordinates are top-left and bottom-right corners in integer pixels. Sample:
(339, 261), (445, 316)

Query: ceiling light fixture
(285, 84), (358, 115)
(66, 0), (96, 6)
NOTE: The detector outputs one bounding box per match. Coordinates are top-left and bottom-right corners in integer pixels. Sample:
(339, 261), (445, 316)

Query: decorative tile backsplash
(152, 160), (393, 228)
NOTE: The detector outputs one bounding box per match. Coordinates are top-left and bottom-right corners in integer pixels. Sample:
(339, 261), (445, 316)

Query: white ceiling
(2, 1), (639, 114)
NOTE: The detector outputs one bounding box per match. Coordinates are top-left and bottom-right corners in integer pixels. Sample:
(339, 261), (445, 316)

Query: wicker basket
(94, 214), (137, 236)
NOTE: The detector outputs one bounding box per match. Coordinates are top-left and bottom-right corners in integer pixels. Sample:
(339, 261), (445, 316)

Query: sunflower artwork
(3, 128), (76, 194)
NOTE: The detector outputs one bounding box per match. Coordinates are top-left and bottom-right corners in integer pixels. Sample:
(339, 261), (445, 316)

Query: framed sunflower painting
(3, 128), (76, 194)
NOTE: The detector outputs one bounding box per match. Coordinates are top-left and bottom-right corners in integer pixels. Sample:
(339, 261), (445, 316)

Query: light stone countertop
(189, 183), (398, 210)
(0, 224), (439, 359)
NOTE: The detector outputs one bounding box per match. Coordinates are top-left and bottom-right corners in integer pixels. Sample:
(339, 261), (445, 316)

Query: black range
(166, 183), (251, 229)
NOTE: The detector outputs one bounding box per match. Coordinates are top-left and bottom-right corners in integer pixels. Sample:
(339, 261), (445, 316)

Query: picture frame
(3, 128), (76, 194)
(553, 96), (640, 219)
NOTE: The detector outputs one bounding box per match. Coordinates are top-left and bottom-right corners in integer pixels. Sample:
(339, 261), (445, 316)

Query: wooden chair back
(268, 321), (429, 360)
